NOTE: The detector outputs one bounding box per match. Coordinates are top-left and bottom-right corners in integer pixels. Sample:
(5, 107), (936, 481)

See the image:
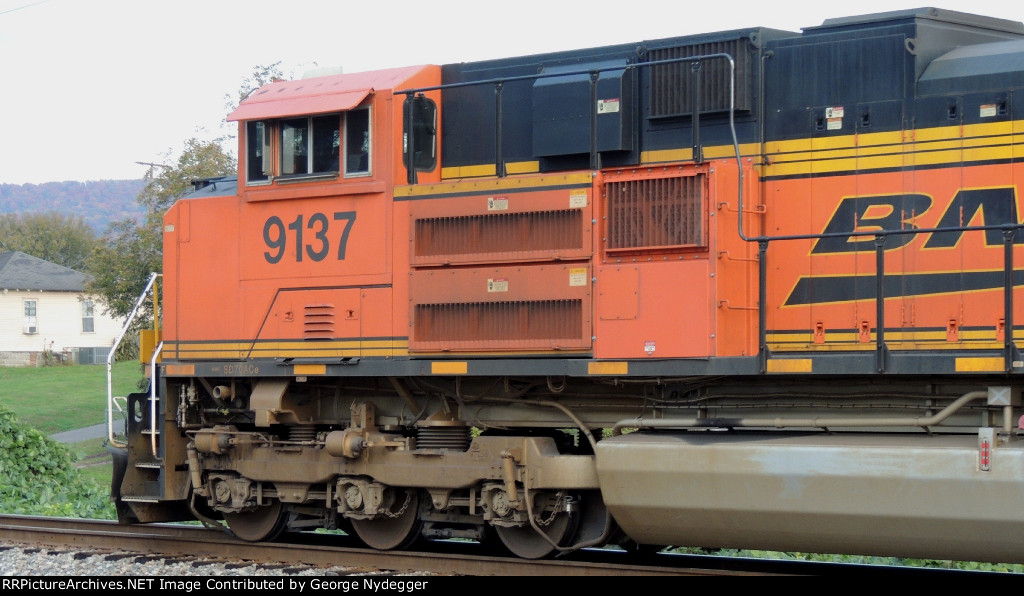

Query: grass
(0, 361), (144, 494)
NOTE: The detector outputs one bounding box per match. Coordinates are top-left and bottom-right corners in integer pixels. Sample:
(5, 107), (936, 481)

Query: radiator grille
(649, 39), (752, 118)
(606, 175), (705, 250)
(414, 300), (582, 343)
(414, 210), (583, 258)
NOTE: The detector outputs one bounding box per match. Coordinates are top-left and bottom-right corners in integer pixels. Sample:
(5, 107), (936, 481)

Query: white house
(0, 251), (123, 366)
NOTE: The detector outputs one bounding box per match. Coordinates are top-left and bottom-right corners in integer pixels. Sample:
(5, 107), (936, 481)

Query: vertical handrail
(106, 272), (160, 447)
(588, 72), (599, 171)
(875, 236), (887, 372)
(149, 341), (164, 458)
(494, 81), (506, 177)
(405, 95), (417, 184)
(1005, 229), (1016, 372)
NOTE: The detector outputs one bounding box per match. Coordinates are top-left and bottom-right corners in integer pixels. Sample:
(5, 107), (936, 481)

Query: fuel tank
(595, 430), (1024, 564)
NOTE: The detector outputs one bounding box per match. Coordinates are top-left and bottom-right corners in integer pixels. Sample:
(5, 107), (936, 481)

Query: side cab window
(344, 108), (371, 177)
(244, 110), (370, 184)
(403, 95), (437, 182)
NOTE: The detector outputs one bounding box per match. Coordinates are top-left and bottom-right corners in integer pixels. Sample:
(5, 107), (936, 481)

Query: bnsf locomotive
(110, 7), (1024, 563)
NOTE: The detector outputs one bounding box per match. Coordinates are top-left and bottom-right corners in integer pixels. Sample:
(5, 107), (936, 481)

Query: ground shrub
(0, 405), (114, 519)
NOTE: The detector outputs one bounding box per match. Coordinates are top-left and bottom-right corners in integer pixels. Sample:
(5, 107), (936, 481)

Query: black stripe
(785, 271), (1022, 306)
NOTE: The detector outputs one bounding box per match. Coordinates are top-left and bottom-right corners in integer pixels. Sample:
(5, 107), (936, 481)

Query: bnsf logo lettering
(811, 187), (1019, 254)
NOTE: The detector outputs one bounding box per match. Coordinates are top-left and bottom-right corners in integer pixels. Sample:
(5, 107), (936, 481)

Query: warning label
(569, 268), (587, 287)
(825, 106), (843, 131)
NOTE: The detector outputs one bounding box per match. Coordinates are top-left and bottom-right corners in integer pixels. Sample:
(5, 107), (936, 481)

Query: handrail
(611, 390), (988, 434)
(149, 341), (164, 458)
(397, 53), (740, 185)
(106, 272), (161, 448)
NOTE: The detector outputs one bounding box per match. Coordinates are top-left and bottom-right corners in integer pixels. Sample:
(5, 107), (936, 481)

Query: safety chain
(381, 490), (413, 519)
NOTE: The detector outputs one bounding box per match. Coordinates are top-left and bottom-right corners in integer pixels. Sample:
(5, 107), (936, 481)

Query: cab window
(246, 121), (271, 183)
(281, 114), (340, 176)
(344, 108), (370, 177)
(245, 111), (367, 184)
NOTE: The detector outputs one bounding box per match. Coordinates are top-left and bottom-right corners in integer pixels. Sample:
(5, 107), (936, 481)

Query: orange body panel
(164, 66), (1021, 365)
(763, 162), (1024, 351)
(163, 66), (443, 360)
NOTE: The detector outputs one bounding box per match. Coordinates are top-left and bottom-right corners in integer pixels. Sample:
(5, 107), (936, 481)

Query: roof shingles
(0, 252), (90, 292)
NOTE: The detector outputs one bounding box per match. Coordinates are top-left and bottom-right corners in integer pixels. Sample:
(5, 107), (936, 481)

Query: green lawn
(0, 361), (143, 434)
(0, 361), (144, 493)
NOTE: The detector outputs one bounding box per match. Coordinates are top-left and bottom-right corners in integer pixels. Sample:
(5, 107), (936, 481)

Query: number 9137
(262, 211), (356, 264)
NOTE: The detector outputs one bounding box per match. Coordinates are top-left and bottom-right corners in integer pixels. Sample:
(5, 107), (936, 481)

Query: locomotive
(110, 7), (1024, 563)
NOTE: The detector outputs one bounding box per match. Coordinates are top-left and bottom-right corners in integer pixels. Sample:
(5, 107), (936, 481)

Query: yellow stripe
(396, 172), (593, 198)
(640, 142), (762, 164)
(766, 359), (812, 373)
(588, 361), (628, 375)
(432, 361), (468, 375)
(439, 160), (541, 180)
(640, 148), (692, 162)
(293, 364), (326, 375)
(164, 364), (195, 376)
(955, 357), (1004, 372)
(505, 161), (540, 174)
(441, 164), (495, 178)
(763, 121), (1024, 177)
(766, 342), (1009, 352)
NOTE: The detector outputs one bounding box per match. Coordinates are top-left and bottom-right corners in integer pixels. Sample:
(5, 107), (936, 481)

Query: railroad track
(0, 515), (1000, 577)
(0, 515), (723, 576)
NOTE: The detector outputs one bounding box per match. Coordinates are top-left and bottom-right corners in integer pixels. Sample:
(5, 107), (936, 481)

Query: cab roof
(227, 64), (432, 122)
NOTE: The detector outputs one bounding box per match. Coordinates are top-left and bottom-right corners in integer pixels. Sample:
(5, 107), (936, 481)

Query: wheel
(223, 499), (288, 542)
(493, 492), (579, 559)
(349, 489), (423, 550)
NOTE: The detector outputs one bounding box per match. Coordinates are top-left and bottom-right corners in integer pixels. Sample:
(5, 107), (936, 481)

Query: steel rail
(0, 515), (707, 577)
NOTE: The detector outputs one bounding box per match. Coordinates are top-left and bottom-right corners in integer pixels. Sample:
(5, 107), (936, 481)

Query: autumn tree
(88, 138), (236, 323)
(88, 63), (283, 333)
(0, 211), (99, 271)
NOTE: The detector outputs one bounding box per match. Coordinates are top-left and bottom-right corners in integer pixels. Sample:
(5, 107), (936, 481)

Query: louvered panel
(649, 38), (752, 118)
(414, 210), (583, 260)
(414, 300), (582, 342)
(303, 304), (335, 338)
(606, 174), (705, 251)
(409, 264), (592, 352)
(407, 182), (594, 266)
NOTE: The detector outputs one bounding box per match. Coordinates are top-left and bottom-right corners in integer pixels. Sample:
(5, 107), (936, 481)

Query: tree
(136, 138), (237, 222)
(0, 211), (99, 272)
(217, 62), (288, 147)
(227, 61), (287, 110)
(88, 138), (236, 323)
(89, 62), (283, 328)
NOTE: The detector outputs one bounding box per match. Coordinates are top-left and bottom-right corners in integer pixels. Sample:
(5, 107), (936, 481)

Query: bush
(0, 405), (114, 519)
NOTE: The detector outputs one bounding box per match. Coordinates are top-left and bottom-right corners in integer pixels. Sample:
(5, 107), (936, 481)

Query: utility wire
(0, 1), (51, 17)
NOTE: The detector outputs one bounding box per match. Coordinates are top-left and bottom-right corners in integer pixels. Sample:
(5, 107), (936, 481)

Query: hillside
(0, 180), (148, 233)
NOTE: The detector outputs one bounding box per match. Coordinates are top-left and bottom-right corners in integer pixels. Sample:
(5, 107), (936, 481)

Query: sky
(0, 0), (1022, 185)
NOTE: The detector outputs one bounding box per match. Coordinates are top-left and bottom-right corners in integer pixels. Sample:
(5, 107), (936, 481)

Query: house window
(344, 108), (371, 177)
(82, 300), (95, 333)
(280, 114), (341, 176)
(23, 300), (37, 334)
